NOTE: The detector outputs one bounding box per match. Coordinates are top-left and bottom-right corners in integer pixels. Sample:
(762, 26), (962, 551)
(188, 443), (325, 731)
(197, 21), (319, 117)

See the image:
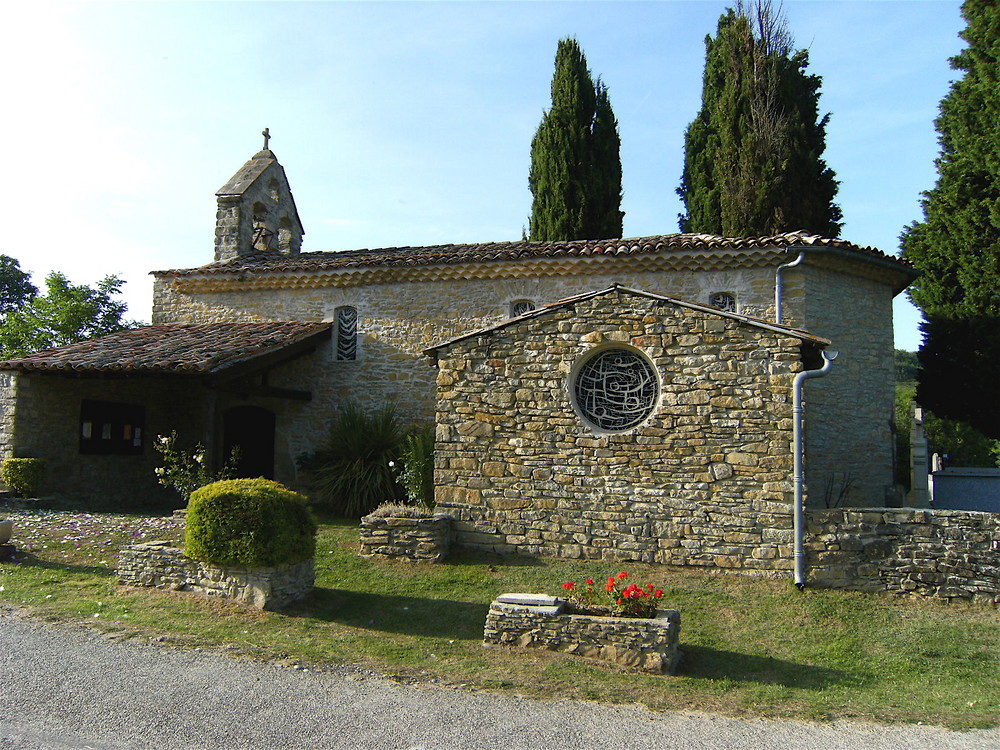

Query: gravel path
(1, 607), (997, 750)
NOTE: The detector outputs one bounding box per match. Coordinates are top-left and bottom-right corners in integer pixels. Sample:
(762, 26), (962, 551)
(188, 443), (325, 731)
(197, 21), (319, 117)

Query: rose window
(573, 348), (658, 431)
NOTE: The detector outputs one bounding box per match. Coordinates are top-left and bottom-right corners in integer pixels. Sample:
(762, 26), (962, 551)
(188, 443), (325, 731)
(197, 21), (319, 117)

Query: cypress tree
(528, 38), (624, 241)
(678, 1), (842, 237)
(901, 0), (1000, 438)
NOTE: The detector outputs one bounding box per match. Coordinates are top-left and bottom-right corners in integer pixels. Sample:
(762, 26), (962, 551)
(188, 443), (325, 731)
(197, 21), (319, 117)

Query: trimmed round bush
(0, 458), (46, 497)
(185, 478), (317, 567)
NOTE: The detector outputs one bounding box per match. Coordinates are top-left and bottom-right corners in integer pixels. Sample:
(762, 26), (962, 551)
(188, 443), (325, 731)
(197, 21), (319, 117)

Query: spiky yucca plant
(299, 402), (404, 518)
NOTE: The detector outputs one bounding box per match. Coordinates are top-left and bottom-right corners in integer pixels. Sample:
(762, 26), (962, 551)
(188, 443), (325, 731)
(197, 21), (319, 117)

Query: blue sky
(3, 1), (966, 350)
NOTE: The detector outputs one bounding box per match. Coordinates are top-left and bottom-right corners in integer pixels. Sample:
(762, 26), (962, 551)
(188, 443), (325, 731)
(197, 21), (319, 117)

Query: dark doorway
(222, 405), (276, 479)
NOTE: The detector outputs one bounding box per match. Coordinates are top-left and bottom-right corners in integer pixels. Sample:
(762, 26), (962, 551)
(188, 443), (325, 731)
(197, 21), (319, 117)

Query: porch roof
(0, 322), (332, 377)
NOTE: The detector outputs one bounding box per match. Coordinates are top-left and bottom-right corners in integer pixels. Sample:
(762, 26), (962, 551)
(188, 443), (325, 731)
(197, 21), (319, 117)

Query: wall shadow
(283, 588), (488, 641)
(444, 548), (547, 568)
(3, 550), (116, 577)
(677, 645), (846, 689)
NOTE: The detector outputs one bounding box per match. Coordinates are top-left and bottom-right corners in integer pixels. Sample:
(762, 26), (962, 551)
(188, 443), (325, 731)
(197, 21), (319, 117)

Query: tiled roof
(0, 322), (331, 375)
(155, 231), (912, 278)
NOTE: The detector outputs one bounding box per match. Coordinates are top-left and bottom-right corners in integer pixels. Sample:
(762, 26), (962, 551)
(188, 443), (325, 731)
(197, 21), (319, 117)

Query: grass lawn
(1, 508), (998, 730)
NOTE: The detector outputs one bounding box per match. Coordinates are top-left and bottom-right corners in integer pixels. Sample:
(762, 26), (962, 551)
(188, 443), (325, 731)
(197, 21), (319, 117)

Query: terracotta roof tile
(0, 322), (331, 375)
(154, 231), (911, 278)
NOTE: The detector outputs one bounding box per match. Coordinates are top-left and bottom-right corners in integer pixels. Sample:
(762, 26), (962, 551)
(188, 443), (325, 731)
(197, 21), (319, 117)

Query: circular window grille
(573, 348), (659, 431)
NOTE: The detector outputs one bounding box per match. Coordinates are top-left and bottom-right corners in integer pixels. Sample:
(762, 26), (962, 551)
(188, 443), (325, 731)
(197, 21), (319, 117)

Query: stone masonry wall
(807, 508), (1000, 605)
(0, 372), (18, 467)
(434, 290), (808, 571)
(152, 268), (785, 429)
(151, 257), (896, 509)
(802, 266), (897, 507)
(117, 541), (314, 610)
(358, 513), (451, 562)
(215, 158), (302, 262)
(483, 593), (681, 674)
(0, 373), (205, 506)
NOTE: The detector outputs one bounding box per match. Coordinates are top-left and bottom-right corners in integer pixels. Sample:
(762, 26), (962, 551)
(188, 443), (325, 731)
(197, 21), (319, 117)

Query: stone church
(0, 144), (916, 538)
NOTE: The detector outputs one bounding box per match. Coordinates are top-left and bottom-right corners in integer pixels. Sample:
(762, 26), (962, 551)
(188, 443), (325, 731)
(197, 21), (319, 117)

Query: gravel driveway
(1, 607), (997, 750)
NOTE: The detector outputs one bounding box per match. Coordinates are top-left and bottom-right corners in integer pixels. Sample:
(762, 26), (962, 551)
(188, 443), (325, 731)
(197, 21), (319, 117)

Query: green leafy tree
(900, 0), (1000, 438)
(0, 255), (37, 319)
(528, 37), (623, 241)
(0, 271), (134, 358)
(678, 0), (842, 237)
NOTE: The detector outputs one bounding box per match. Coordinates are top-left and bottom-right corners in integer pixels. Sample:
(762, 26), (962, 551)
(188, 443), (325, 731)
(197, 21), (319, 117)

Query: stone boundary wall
(117, 541), (314, 610)
(483, 593), (681, 674)
(807, 508), (1000, 605)
(358, 513), (451, 562)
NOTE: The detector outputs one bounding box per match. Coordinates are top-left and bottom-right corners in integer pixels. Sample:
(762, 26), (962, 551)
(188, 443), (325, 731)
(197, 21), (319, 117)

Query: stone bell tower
(213, 129), (304, 262)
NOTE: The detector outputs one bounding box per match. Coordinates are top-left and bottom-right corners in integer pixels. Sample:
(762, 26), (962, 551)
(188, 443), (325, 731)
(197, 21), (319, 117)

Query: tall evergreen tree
(528, 38), (623, 241)
(678, 1), (842, 237)
(901, 0), (1000, 438)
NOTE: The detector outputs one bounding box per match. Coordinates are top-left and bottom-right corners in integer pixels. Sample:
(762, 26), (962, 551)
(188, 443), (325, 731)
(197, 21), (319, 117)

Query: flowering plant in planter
(561, 570), (664, 618)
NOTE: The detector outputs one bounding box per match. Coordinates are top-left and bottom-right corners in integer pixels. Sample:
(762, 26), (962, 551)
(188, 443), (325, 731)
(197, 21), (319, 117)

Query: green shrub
(185, 478), (317, 567)
(0, 458), (46, 497)
(400, 427), (435, 509)
(297, 402), (404, 518)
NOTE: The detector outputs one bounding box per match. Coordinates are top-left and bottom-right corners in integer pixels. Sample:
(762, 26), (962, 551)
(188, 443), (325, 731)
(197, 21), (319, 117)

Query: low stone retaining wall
(117, 541), (314, 610)
(359, 513), (451, 562)
(483, 593), (681, 674)
(807, 508), (1000, 605)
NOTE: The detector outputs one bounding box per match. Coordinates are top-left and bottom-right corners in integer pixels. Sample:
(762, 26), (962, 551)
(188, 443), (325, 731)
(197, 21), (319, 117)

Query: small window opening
(335, 306), (358, 361)
(510, 299), (536, 317)
(709, 292), (737, 313)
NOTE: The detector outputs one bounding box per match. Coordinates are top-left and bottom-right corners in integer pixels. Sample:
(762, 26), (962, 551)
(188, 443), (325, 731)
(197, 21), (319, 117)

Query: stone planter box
(483, 593), (681, 674)
(359, 512), (451, 562)
(117, 541), (313, 610)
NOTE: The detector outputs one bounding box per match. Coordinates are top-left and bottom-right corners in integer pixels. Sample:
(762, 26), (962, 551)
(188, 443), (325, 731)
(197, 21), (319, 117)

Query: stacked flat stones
(483, 593), (681, 674)
(358, 513), (451, 562)
(117, 541), (314, 610)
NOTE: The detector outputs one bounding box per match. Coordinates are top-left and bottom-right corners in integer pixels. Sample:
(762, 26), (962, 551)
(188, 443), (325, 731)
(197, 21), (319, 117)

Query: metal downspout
(792, 350), (837, 590)
(775, 250), (806, 325)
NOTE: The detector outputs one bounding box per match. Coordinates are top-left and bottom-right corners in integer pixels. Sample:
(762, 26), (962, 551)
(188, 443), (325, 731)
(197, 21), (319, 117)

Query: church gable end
(431, 286), (824, 568)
